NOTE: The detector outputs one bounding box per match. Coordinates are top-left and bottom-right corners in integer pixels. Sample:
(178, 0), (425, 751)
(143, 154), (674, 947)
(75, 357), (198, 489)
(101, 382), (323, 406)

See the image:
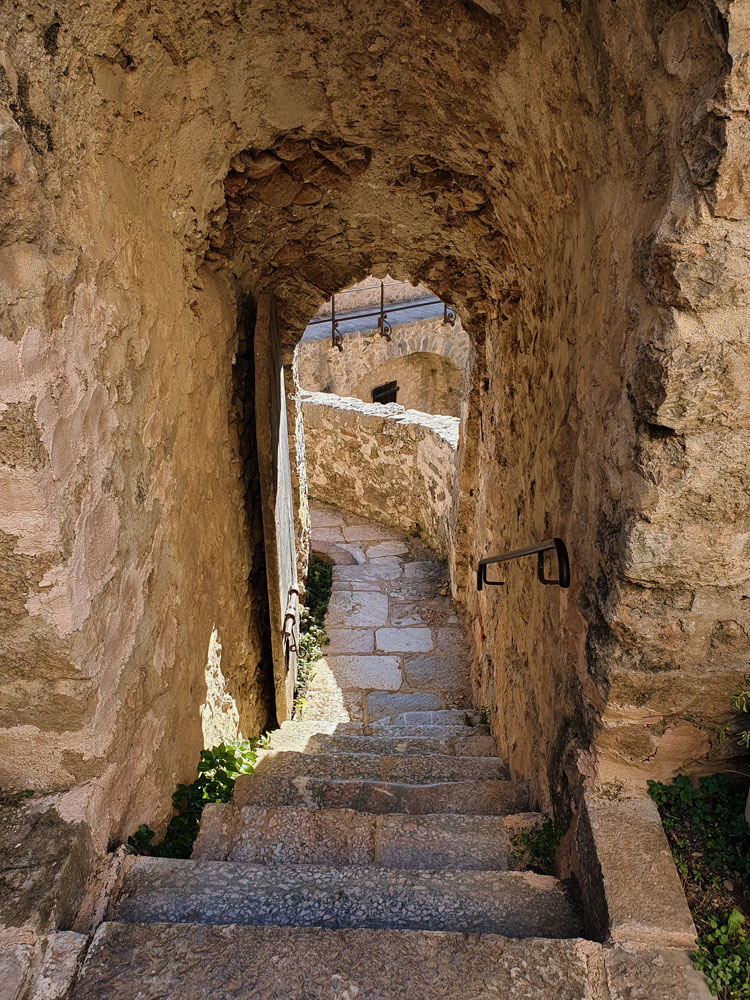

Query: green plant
(0, 788), (34, 808)
(128, 738), (265, 859)
(649, 774), (750, 998)
(304, 553), (333, 622)
(693, 909), (750, 999)
(478, 706), (489, 725)
(510, 818), (563, 876)
(293, 553), (333, 719)
(647, 775), (750, 882)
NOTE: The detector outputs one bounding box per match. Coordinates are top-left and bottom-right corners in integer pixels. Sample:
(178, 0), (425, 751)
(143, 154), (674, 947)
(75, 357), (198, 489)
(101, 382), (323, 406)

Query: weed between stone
(0, 788), (34, 808)
(509, 818), (563, 876)
(648, 774), (750, 998)
(128, 739), (266, 859)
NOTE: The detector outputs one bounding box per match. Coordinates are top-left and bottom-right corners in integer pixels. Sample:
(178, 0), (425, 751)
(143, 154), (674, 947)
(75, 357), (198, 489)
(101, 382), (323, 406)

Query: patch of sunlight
(200, 625), (241, 748)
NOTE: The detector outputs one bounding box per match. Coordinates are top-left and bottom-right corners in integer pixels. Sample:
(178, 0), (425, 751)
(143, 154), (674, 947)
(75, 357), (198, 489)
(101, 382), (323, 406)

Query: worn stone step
(232, 773), (530, 815)
(371, 709), (481, 727)
(193, 803), (544, 870)
(112, 858), (582, 938)
(253, 749), (509, 782)
(267, 725), (499, 757)
(280, 718), (494, 743)
(75, 923), (605, 1000)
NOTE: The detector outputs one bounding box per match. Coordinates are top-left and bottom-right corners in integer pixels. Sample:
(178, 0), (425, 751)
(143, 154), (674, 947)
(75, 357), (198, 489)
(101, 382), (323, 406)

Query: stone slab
(404, 561), (447, 581)
(34, 931), (90, 1000)
(389, 597), (458, 626)
(311, 526), (344, 542)
(375, 627), (433, 652)
(580, 793), (697, 948)
(327, 591), (389, 627)
(232, 774), (530, 815)
(402, 653), (471, 691)
(74, 923), (604, 1000)
(359, 722), (492, 741)
(325, 628), (375, 653)
(112, 859), (583, 938)
(309, 505), (345, 526)
(0, 798), (95, 934)
(366, 540), (409, 557)
(342, 524), (403, 541)
(266, 727), (499, 758)
(381, 709), (479, 727)
(325, 655), (401, 690)
(0, 944), (33, 1000)
(604, 945), (712, 1000)
(334, 543), (367, 563)
(277, 719), (493, 741)
(333, 564), (402, 581)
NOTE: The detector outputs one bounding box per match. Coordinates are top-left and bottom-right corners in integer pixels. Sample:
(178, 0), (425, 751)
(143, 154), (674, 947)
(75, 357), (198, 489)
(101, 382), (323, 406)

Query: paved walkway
(303, 500), (473, 726)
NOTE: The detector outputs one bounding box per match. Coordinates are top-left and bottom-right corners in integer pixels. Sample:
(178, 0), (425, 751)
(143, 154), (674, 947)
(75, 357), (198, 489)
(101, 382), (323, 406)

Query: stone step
(280, 718), (494, 743)
(193, 803), (545, 870)
(371, 709), (481, 727)
(267, 725), (499, 757)
(253, 749), (509, 782)
(232, 773), (530, 815)
(75, 923), (604, 1000)
(111, 858), (582, 938)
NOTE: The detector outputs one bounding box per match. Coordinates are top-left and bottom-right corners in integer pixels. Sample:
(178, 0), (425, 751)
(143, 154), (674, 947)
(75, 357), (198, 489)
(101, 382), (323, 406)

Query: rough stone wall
(298, 314), (471, 416)
(0, 0), (746, 854)
(352, 351), (464, 416)
(302, 391), (457, 555)
(454, 1), (747, 814)
(0, 15), (275, 846)
(591, 0), (750, 792)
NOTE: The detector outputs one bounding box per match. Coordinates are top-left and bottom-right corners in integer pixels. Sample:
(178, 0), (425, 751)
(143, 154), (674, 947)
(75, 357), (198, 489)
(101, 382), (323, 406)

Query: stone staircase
(74, 713), (596, 999)
(72, 504), (599, 997)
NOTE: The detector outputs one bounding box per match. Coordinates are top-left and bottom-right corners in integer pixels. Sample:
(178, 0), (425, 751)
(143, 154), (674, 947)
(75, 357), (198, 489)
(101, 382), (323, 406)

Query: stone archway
(0, 0), (747, 848)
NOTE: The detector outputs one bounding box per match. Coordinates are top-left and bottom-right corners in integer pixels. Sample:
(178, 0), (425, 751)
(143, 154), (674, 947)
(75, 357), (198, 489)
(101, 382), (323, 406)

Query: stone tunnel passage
(0, 1), (748, 875)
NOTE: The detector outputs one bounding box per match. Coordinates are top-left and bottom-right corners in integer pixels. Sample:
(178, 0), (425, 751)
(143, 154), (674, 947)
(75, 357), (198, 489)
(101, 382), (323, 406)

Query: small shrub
(0, 788), (34, 808)
(128, 738), (265, 859)
(510, 818), (563, 876)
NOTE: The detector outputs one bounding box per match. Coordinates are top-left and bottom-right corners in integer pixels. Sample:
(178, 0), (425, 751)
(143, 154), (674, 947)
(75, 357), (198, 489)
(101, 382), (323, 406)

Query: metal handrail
(308, 279), (456, 351)
(477, 538), (570, 591)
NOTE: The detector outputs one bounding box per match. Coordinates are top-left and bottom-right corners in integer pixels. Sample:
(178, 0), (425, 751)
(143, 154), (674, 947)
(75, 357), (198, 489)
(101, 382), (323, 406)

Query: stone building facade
(0, 0), (748, 867)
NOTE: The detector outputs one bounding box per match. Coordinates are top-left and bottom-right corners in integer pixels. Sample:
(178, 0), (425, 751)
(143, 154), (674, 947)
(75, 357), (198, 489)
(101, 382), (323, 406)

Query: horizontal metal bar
(307, 296), (444, 327)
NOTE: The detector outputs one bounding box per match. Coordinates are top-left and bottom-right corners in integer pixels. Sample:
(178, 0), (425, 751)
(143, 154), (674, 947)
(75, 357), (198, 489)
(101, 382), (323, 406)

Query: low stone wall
(301, 391), (458, 555)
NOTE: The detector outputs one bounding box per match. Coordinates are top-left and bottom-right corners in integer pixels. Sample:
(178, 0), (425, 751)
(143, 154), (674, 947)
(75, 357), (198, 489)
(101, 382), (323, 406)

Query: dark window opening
(372, 380), (399, 405)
